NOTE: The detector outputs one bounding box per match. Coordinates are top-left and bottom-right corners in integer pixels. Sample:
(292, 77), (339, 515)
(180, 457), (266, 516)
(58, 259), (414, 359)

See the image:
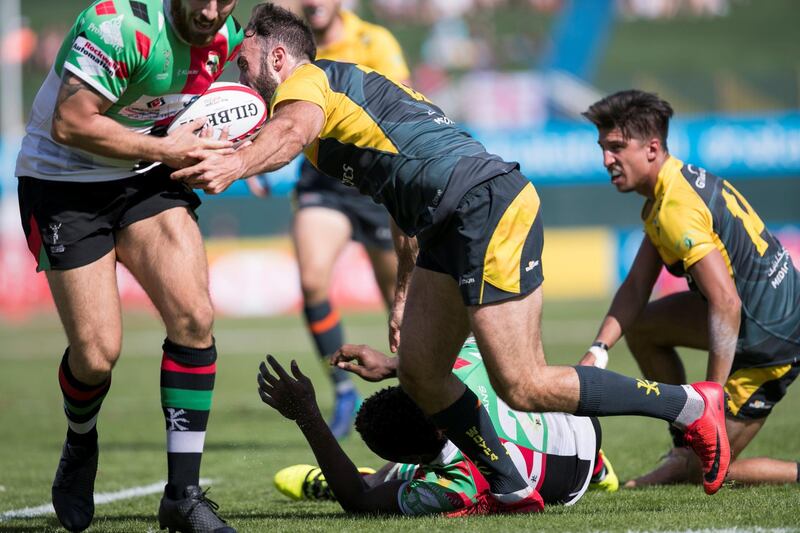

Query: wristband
(588, 345), (608, 369)
(591, 341), (609, 351)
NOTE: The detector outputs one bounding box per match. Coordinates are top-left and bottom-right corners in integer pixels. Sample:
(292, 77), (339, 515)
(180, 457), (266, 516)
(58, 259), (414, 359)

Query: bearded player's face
(238, 36), (280, 103)
(171, 0), (237, 46)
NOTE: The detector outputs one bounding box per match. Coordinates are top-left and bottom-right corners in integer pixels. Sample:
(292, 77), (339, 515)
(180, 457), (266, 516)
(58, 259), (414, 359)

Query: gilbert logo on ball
(167, 82), (268, 145)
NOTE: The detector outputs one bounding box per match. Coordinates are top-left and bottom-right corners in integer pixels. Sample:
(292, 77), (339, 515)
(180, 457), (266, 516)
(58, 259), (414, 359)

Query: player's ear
(646, 137), (660, 162)
(271, 46), (287, 71)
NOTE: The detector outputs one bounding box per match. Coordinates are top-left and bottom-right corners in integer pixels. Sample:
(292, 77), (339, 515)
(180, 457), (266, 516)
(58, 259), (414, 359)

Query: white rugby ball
(167, 82), (267, 144)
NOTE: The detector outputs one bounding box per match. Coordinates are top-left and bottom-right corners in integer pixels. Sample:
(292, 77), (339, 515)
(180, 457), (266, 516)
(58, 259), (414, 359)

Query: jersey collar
(654, 155), (684, 198)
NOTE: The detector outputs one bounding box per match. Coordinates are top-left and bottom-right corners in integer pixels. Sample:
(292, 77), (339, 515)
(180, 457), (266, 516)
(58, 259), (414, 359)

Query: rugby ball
(167, 82), (268, 144)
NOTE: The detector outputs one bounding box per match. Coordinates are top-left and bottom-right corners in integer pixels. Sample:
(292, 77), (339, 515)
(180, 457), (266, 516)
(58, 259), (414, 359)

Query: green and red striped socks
(160, 339), (216, 496)
(58, 348), (110, 448)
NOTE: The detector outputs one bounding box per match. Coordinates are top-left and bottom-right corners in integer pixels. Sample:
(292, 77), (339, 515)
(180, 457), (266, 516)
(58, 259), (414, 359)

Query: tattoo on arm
(53, 72), (104, 124)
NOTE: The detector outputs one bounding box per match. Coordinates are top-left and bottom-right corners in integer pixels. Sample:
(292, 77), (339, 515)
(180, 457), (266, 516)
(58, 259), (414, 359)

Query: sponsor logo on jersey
(687, 164), (707, 189)
(119, 93), (195, 121)
(93, 15), (124, 51)
(72, 35), (127, 78)
(525, 260), (540, 272)
(205, 51), (221, 76)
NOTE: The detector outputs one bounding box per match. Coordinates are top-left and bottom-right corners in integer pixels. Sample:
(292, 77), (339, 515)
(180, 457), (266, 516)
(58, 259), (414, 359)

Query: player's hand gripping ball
(168, 82), (267, 145)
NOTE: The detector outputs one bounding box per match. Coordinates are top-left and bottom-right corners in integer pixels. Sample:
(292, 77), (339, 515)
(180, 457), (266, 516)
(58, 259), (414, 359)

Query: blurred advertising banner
(1, 229), (618, 320)
(2, 225), (799, 319)
(221, 111), (800, 197)
(470, 111), (800, 185)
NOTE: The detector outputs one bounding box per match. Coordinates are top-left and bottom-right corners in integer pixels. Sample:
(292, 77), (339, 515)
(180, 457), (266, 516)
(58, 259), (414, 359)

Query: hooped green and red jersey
(385, 339), (597, 516)
(15, 0), (243, 182)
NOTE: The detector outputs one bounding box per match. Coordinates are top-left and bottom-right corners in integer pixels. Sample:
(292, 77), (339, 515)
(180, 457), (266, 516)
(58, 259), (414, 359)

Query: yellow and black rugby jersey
(270, 60), (518, 236)
(643, 156), (800, 366)
(316, 10), (409, 82)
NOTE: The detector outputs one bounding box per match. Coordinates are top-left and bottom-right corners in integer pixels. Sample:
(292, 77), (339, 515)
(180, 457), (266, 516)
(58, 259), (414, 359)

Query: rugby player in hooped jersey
(246, 0), (411, 441)
(259, 342), (618, 516)
(581, 90), (800, 487)
(176, 4), (731, 509)
(15, 1), (242, 531)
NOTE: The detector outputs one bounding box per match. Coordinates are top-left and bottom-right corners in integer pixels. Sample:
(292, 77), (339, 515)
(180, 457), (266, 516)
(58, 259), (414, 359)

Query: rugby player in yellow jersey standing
(246, 0), (410, 439)
(581, 90), (800, 486)
(176, 4), (733, 506)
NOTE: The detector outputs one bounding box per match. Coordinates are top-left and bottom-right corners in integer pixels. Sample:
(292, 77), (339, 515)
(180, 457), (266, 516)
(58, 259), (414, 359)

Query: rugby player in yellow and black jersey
(176, 4), (733, 505)
(246, 0), (411, 440)
(582, 89), (800, 486)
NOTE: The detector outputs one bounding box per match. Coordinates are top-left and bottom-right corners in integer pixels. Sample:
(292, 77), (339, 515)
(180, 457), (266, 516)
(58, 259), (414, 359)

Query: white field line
(0, 478), (212, 521)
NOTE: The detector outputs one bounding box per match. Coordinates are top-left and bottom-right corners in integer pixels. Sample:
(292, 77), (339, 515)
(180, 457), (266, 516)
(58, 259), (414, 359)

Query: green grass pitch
(1, 300), (798, 532)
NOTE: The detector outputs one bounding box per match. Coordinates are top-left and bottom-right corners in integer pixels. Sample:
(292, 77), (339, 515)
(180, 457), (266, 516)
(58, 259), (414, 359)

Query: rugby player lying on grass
(257, 339), (618, 516)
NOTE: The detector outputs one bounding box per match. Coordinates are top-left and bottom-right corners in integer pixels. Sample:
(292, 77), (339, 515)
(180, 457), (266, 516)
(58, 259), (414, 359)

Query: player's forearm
(52, 112), (168, 163)
(595, 279), (650, 347)
(391, 222), (417, 296)
(705, 300), (740, 384)
(237, 117), (306, 177)
(296, 411), (372, 512)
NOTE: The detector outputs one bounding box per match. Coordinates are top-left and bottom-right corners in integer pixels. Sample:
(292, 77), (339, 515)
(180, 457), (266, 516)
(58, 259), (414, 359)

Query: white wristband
(588, 345), (608, 369)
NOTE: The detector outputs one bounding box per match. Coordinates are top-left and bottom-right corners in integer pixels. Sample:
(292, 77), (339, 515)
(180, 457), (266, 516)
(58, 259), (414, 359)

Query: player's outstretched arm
(580, 236), (662, 366)
(687, 249), (740, 384)
(331, 344), (398, 382)
(257, 356), (403, 514)
(51, 72), (232, 168)
(172, 100), (324, 194)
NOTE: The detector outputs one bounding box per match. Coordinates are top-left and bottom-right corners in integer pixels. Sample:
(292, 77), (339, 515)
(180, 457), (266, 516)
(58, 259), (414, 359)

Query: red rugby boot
(683, 381), (730, 495)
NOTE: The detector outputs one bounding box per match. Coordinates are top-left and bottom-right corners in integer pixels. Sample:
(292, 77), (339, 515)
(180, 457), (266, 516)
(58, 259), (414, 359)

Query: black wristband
(591, 341), (609, 351)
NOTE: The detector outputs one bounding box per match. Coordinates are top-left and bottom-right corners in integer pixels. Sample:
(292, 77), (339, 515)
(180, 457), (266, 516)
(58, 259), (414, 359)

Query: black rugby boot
(158, 485), (235, 533)
(51, 440), (98, 532)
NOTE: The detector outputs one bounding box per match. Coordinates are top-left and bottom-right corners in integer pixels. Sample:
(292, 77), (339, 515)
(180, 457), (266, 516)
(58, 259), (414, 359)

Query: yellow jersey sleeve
(269, 64), (330, 117)
(365, 26), (410, 82)
(657, 200), (717, 270)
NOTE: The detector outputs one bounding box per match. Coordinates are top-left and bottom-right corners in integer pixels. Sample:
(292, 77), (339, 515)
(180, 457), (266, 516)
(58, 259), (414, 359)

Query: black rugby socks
(574, 365), (704, 427)
(431, 387), (530, 498)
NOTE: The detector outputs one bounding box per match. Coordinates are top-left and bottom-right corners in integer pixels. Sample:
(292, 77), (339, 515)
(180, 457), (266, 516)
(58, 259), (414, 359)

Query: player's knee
(493, 374), (543, 412)
(69, 340), (120, 382)
(625, 320), (652, 354)
(171, 303), (214, 343)
(298, 267), (330, 302)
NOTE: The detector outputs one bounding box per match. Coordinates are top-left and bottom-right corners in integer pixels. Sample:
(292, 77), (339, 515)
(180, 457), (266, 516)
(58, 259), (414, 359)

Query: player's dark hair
(583, 90), (674, 149)
(246, 3), (316, 61)
(355, 386), (447, 463)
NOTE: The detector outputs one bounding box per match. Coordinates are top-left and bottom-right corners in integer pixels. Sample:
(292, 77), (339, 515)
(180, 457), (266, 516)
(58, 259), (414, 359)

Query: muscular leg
(47, 250), (123, 383)
(47, 251), (120, 441)
(292, 207), (352, 307)
(292, 206), (358, 437)
(469, 287), (581, 413)
(727, 417), (799, 483)
(46, 251), (120, 531)
(627, 415), (799, 486)
(626, 291), (709, 385)
(397, 267), (534, 498)
(365, 246), (397, 309)
(116, 206), (213, 347)
(116, 207), (216, 496)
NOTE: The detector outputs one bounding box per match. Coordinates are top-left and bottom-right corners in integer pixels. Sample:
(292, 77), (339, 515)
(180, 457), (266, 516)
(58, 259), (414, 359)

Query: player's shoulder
(225, 15), (245, 46)
(73, 0), (165, 60)
(78, 0), (160, 34)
